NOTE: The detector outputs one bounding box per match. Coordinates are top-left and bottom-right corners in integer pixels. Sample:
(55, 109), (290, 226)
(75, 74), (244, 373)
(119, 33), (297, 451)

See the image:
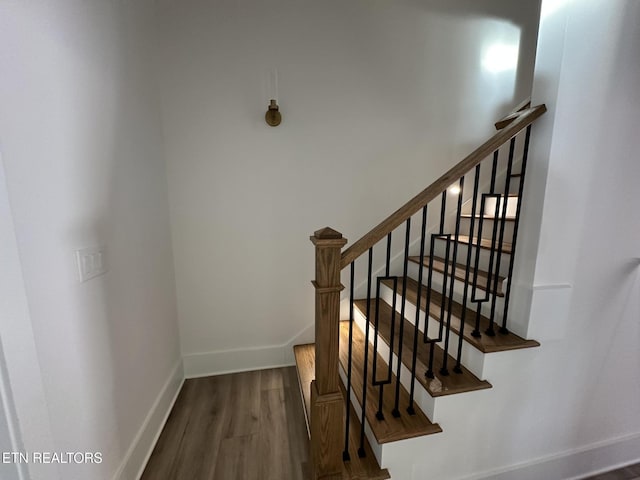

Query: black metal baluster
(422, 233), (436, 346)
(455, 165), (481, 372)
(373, 233), (393, 419)
(407, 205), (427, 414)
(385, 232), (391, 276)
(426, 192), (450, 378)
(471, 193), (500, 336)
(501, 126), (532, 333)
(440, 177), (464, 376)
(358, 248), (373, 457)
(343, 261), (355, 461)
(426, 232), (450, 378)
(372, 275), (397, 420)
(392, 219), (411, 417)
(373, 283), (383, 418)
(487, 137), (516, 336)
(422, 191), (449, 344)
(385, 234), (396, 366)
(471, 151), (500, 337)
(439, 191), (447, 235)
(471, 195), (499, 302)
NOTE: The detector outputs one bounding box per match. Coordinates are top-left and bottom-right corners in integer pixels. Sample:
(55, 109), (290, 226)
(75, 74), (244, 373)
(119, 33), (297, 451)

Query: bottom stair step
(293, 343), (314, 436)
(338, 321), (442, 443)
(293, 344), (390, 480)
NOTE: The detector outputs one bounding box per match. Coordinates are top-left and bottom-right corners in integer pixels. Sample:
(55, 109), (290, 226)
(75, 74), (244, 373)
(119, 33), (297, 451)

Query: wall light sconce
(265, 67), (282, 127)
(265, 99), (282, 127)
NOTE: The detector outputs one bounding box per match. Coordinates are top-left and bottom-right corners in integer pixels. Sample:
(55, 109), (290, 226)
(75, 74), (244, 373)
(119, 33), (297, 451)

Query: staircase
(294, 102), (547, 479)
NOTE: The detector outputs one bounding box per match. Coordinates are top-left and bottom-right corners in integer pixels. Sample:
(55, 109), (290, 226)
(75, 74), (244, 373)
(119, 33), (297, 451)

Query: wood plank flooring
(141, 367), (309, 480)
(140, 365), (637, 480)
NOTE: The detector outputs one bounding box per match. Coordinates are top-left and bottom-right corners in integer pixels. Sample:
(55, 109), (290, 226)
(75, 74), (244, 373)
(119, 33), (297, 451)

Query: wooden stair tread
(293, 344), (314, 436)
(438, 234), (513, 255)
(408, 255), (506, 297)
(338, 321), (442, 444)
(293, 344), (390, 480)
(381, 277), (539, 353)
(354, 299), (491, 397)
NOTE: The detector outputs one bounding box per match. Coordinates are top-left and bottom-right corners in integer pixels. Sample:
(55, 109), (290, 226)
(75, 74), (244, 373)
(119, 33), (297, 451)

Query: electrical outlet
(76, 246), (107, 282)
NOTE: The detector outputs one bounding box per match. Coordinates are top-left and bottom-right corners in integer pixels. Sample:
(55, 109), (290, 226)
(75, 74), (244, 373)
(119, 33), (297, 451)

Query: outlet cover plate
(76, 246), (107, 282)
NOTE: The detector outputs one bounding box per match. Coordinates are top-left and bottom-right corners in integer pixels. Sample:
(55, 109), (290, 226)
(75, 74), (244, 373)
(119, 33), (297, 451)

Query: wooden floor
(142, 367), (309, 480)
(141, 365), (640, 480)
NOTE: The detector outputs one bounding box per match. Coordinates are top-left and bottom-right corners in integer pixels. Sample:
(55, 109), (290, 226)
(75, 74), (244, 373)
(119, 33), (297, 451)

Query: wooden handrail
(340, 104), (547, 269)
(495, 98), (531, 130)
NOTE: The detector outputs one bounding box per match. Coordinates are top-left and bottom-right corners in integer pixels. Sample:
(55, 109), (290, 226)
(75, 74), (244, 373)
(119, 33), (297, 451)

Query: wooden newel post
(310, 227), (347, 480)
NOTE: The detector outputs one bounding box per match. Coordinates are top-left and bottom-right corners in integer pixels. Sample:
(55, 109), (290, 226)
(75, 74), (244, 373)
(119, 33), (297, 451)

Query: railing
(309, 103), (546, 479)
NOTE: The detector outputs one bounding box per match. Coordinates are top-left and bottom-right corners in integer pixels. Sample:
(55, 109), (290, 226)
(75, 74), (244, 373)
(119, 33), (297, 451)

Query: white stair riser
(459, 216), (515, 242)
(461, 195), (518, 218)
(378, 282), (487, 379)
(406, 261), (507, 324)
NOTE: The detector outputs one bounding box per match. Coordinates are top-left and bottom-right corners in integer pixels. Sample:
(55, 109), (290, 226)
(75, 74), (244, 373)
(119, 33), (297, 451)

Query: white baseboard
(459, 431), (640, 480)
(111, 359), (184, 480)
(184, 345), (293, 378)
(183, 322), (314, 378)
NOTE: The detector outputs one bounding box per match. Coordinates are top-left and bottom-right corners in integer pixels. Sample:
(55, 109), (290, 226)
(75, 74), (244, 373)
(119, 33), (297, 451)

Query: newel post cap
(314, 227), (343, 239)
(310, 227), (348, 246)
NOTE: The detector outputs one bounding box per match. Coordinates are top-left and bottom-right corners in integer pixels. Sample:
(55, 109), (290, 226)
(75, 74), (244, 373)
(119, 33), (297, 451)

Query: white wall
(0, 158), (56, 480)
(156, 0), (542, 376)
(379, 1), (640, 478)
(528, 0), (640, 461)
(0, 1), (182, 479)
(2, 1), (635, 479)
